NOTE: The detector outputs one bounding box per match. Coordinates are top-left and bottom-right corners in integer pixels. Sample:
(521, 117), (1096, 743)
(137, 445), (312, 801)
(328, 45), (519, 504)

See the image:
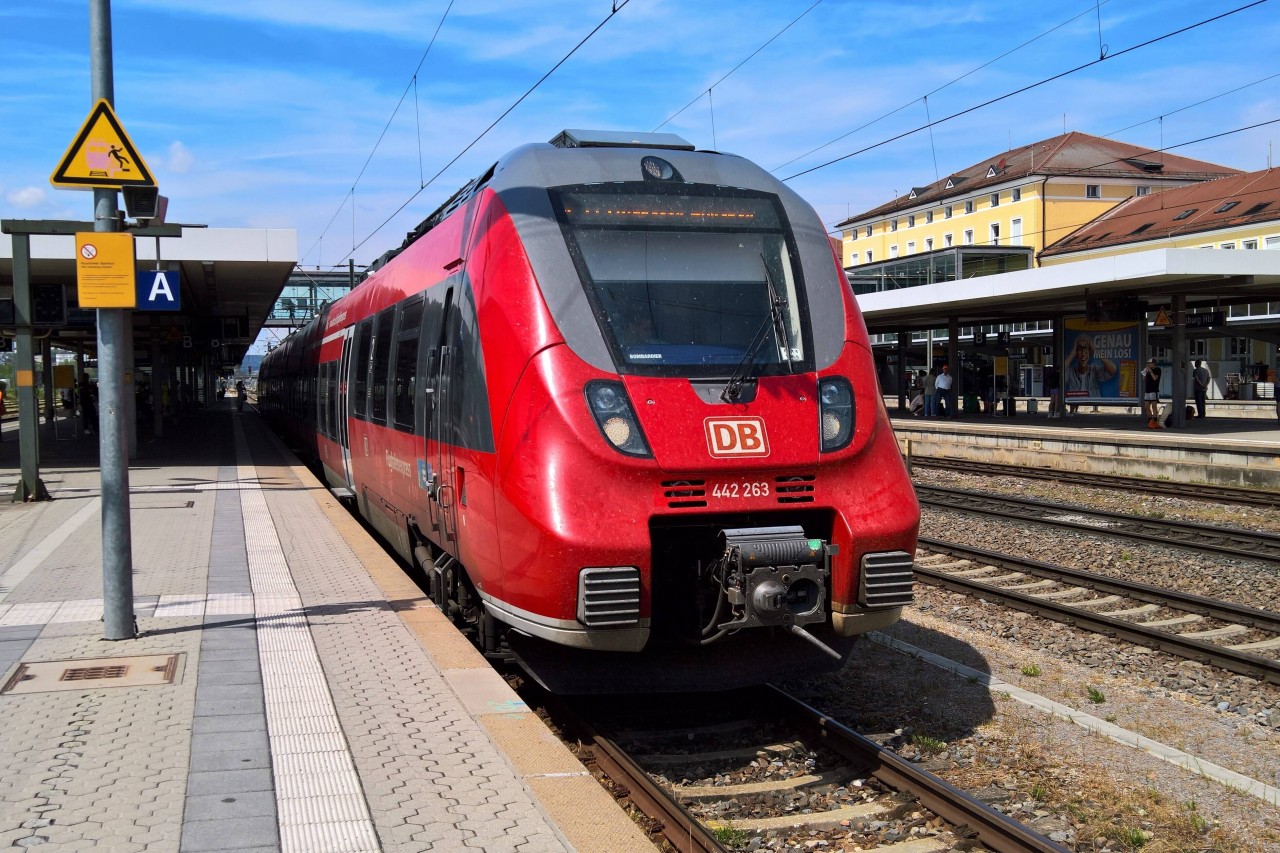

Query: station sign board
(1186, 311), (1224, 329)
(137, 270), (181, 311)
(76, 232), (137, 308)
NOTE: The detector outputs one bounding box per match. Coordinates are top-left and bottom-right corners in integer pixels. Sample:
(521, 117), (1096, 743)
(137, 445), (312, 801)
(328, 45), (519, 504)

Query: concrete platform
(0, 401), (652, 852)
(886, 399), (1280, 489)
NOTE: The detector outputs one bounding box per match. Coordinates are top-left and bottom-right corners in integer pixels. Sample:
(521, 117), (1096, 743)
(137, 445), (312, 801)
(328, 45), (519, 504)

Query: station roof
(1, 222), (296, 368)
(836, 132), (1239, 228)
(854, 247), (1280, 335)
(1042, 168), (1280, 257)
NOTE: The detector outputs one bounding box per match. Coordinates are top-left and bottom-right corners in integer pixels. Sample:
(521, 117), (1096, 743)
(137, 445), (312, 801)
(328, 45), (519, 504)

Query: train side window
(370, 307), (395, 425)
(327, 361), (338, 437)
(393, 297), (424, 433)
(352, 318), (373, 420)
(318, 362), (330, 438)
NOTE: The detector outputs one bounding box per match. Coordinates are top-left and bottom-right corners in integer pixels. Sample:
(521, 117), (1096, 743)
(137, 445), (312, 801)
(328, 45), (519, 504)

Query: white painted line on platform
(0, 498), (100, 605)
(871, 632), (1280, 807)
(234, 421), (379, 853)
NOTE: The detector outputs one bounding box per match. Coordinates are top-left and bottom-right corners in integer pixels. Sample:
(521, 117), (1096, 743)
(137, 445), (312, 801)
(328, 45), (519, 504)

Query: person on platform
(1192, 359), (1211, 419)
(1044, 364), (1061, 418)
(1142, 358), (1163, 429)
(1064, 334), (1117, 399)
(235, 379), (247, 413)
(934, 364), (954, 418)
(923, 369), (937, 418)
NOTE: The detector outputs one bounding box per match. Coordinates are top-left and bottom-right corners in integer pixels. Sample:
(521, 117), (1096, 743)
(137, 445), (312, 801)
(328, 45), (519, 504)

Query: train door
(423, 287), (455, 548)
(336, 326), (356, 490)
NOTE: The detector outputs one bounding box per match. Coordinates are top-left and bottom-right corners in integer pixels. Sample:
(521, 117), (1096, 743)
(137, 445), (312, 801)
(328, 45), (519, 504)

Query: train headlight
(818, 376), (854, 452)
(585, 380), (651, 458)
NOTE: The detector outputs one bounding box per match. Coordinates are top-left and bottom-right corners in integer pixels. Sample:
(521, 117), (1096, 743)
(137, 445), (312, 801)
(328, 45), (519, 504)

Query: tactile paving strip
(235, 423), (380, 853)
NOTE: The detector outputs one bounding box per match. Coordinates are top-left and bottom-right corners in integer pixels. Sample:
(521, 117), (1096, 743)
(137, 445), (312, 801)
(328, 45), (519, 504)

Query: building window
(1266, 236), (1280, 249)
(925, 210), (934, 223)
(1010, 218), (1023, 245)
(906, 241), (916, 254)
(1220, 242), (1236, 249)
(944, 233), (953, 247)
(944, 206), (953, 219)
(908, 214), (916, 227)
(1189, 338), (1207, 357)
(925, 237), (934, 251)
(1136, 186), (1151, 196)
(864, 225), (872, 237)
(1174, 209), (1199, 221)
(891, 219), (898, 232)
(989, 223), (1001, 245)
(963, 229), (974, 245)
(1012, 187), (1021, 202)
(1086, 185), (1101, 198)
(964, 200), (974, 214)
(1215, 201), (1240, 214)
(990, 193), (1000, 207)
(866, 250), (873, 263)
(849, 230), (857, 241)
(1230, 337), (1249, 357)
(1243, 239), (1258, 250)
(890, 245), (899, 258)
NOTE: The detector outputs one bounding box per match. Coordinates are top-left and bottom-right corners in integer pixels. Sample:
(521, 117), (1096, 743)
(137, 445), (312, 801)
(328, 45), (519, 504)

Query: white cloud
(167, 141), (195, 174)
(6, 187), (46, 209)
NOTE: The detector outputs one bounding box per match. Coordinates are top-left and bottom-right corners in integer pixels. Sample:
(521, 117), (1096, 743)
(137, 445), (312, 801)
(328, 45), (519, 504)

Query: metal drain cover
(1, 654), (183, 695)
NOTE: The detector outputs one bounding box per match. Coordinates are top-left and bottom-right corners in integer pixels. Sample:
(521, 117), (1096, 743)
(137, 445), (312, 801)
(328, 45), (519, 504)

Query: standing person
(935, 364), (954, 418)
(1192, 359), (1211, 419)
(1142, 358), (1162, 429)
(923, 368), (938, 418)
(1044, 364), (1061, 418)
(235, 379), (247, 413)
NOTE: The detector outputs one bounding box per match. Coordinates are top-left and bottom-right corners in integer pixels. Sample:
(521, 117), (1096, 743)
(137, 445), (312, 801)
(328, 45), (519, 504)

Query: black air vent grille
(662, 480), (706, 508)
(860, 551), (914, 608)
(578, 567), (642, 627)
(776, 475), (815, 504)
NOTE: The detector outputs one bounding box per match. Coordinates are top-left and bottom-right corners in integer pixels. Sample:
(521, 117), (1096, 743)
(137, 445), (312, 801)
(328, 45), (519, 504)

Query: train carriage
(260, 130), (919, 692)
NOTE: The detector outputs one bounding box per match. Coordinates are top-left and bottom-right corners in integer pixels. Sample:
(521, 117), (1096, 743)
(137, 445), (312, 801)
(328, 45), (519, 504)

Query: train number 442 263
(711, 481), (770, 499)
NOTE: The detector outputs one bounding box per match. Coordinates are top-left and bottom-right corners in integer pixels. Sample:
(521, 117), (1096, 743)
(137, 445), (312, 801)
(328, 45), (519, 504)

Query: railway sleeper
(637, 740), (808, 767)
(672, 767), (851, 802)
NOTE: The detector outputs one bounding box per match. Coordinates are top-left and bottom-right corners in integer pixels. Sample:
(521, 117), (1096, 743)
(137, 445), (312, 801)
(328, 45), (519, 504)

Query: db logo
(704, 417), (770, 458)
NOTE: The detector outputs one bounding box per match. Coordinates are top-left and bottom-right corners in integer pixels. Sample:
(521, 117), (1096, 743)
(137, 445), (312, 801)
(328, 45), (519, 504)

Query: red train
(259, 130), (919, 692)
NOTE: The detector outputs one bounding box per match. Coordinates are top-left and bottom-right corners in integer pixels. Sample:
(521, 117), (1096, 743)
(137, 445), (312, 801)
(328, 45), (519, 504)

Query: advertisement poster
(1062, 317), (1140, 401)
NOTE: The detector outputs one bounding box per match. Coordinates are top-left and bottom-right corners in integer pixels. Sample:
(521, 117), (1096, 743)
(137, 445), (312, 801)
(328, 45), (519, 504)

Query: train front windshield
(553, 185), (811, 377)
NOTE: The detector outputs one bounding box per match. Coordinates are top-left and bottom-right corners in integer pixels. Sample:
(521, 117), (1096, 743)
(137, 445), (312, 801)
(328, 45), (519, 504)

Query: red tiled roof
(836, 131), (1239, 227)
(1041, 168), (1280, 256)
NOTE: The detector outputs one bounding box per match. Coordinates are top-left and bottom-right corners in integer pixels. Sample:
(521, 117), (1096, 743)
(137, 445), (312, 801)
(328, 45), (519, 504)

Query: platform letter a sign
(137, 270), (181, 311)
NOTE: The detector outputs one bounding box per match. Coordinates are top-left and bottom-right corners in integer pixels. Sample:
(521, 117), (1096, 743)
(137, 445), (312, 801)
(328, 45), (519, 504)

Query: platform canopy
(855, 247), (1280, 336)
(0, 222), (297, 368)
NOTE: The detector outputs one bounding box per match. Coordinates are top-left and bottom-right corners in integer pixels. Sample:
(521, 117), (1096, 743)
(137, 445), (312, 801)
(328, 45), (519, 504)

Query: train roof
(368, 130), (800, 278)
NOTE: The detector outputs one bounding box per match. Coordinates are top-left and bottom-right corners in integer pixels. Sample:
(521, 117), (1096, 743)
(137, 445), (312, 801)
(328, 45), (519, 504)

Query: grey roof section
(549, 129), (694, 150)
(838, 131), (1239, 227)
(490, 141), (848, 373)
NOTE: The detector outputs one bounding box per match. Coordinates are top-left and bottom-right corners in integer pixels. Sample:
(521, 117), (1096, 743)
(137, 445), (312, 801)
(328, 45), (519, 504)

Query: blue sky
(3, 0), (1278, 350)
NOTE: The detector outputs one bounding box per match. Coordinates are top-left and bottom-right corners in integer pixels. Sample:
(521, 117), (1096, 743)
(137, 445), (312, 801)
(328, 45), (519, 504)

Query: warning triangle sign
(50, 99), (155, 189)
(1153, 307), (1172, 327)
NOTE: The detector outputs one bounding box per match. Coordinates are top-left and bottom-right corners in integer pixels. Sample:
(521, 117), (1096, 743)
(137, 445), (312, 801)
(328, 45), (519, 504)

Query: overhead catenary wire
(781, 0), (1270, 183)
(301, 0), (456, 266)
(772, 0), (1114, 173)
(337, 0), (634, 264)
(651, 0), (824, 135)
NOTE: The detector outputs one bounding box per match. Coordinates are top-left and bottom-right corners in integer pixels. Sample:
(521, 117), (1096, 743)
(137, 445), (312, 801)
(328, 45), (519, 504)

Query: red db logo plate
(704, 417), (770, 458)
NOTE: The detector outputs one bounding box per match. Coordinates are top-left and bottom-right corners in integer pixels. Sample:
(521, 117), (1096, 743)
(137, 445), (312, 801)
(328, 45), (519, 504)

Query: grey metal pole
(10, 235), (50, 501)
(1171, 294), (1187, 429)
(92, 0), (135, 641)
(42, 339), (56, 425)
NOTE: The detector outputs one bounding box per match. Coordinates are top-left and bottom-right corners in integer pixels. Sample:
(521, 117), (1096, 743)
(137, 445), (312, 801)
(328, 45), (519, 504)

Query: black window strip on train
(393, 297), (425, 434)
(370, 308), (395, 426)
(353, 318), (373, 420)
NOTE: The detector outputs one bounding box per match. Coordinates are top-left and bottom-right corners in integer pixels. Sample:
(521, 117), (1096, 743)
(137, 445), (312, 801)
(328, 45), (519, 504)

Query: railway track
(915, 485), (1280, 565)
(909, 457), (1280, 509)
(534, 685), (1067, 853)
(915, 538), (1280, 685)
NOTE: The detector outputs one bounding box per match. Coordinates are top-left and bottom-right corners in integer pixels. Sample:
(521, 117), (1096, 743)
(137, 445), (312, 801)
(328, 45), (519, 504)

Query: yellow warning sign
(1153, 307), (1172, 327)
(50, 100), (155, 189)
(76, 232), (137, 308)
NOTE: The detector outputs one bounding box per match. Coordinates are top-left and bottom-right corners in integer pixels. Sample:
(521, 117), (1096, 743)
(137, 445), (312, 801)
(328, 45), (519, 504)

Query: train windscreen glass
(554, 187), (809, 376)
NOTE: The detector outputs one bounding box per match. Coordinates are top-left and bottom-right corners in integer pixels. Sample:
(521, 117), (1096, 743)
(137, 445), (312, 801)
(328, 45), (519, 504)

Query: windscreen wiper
(720, 255), (792, 403)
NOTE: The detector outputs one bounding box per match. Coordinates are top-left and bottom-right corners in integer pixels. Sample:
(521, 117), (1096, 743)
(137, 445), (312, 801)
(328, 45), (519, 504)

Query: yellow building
(837, 131), (1237, 270)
